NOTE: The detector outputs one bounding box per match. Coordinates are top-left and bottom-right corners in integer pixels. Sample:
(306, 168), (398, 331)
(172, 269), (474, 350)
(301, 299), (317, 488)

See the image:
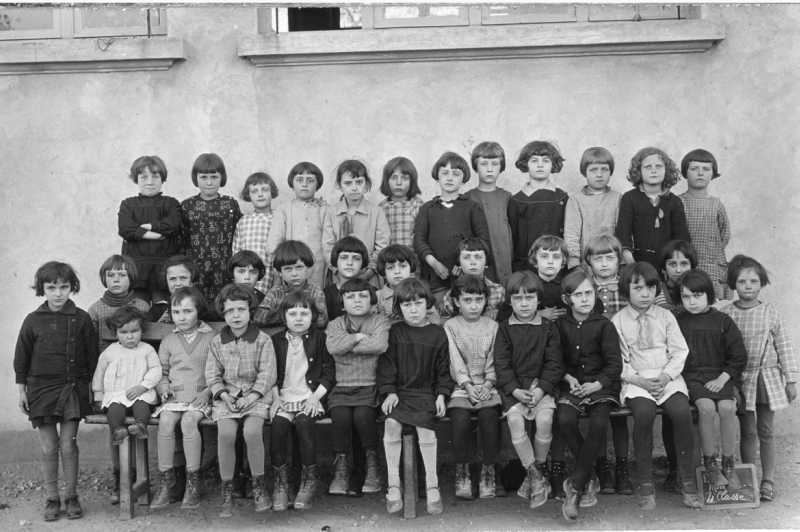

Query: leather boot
(110, 468), (121, 505)
(151, 469), (176, 510)
(251, 474), (271, 512)
(170, 465), (186, 503)
(329, 454), (349, 495)
(181, 470), (201, 509)
(294, 465), (318, 510)
(529, 463), (551, 509)
(348, 445), (366, 497)
(272, 465), (290, 511)
(362, 450), (382, 494)
(722, 455), (742, 489)
(494, 463), (507, 497)
(704, 455), (728, 486)
(479, 463), (496, 499)
(218, 480), (234, 518)
(595, 457), (615, 494)
(455, 463), (472, 499)
(615, 457), (634, 495)
(561, 478), (580, 522)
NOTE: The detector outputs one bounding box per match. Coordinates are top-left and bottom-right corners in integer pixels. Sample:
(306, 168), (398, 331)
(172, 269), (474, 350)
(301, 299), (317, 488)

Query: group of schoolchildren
(13, 141), (797, 524)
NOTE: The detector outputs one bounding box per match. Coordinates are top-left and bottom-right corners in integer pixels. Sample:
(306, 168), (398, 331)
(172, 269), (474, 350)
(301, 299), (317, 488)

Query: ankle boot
(455, 463), (472, 499)
(151, 469), (176, 509)
(561, 478), (580, 522)
(181, 470), (201, 509)
(479, 463), (496, 499)
(721, 455), (742, 489)
(580, 472), (599, 507)
(251, 474), (271, 512)
(595, 457), (615, 494)
(294, 465), (317, 510)
(329, 454), (349, 495)
(494, 463), (507, 497)
(272, 465), (290, 511)
(110, 468), (121, 505)
(171, 465), (186, 503)
(529, 463), (551, 509)
(615, 457), (634, 495)
(362, 450), (382, 493)
(218, 480), (234, 518)
(348, 446), (366, 497)
(703, 455), (728, 486)
(231, 469), (246, 499)
(43, 497), (60, 521)
(550, 461), (567, 500)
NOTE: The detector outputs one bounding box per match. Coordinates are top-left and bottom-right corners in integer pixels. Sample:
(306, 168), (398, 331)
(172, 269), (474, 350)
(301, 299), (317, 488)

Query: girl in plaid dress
(233, 172), (279, 294)
(378, 156), (425, 249)
(721, 255), (797, 502)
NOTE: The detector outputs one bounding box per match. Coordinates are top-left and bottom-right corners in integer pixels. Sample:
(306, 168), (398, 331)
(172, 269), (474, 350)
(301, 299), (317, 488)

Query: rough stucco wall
(1, 6), (798, 432)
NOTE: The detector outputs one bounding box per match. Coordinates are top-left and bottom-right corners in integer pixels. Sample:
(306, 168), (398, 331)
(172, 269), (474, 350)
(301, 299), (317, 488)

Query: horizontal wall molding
(239, 19), (724, 67)
(0, 37), (187, 75)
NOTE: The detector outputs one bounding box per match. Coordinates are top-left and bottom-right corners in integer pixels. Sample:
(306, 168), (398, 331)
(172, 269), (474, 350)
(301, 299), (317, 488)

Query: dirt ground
(2, 435), (799, 532)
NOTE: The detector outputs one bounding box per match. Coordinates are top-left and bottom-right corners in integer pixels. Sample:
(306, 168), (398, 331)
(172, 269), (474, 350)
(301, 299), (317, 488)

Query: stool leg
(403, 432), (417, 519)
(119, 436), (133, 520)
(136, 437), (151, 505)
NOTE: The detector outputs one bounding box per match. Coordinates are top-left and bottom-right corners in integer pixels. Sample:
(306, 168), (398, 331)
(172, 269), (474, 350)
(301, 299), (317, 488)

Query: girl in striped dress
(721, 255), (797, 502)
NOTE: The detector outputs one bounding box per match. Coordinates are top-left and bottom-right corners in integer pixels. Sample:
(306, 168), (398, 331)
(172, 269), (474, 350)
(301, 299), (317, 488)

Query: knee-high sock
(157, 431), (176, 472)
(42, 449), (60, 499)
(184, 433), (202, 473)
(533, 434), (552, 464)
(512, 434), (535, 469)
(383, 436), (402, 487)
(418, 439), (438, 489)
(61, 448), (79, 498)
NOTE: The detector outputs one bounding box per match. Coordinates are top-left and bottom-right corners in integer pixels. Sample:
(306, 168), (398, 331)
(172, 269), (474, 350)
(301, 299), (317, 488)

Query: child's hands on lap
(529, 387), (545, 407)
(235, 392), (259, 412)
(539, 307), (566, 320)
(303, 396), (324, 417)
(786, 383), (797, 403)
(435, 395), (446, 417)
(475, 383), (492, 402)
(191, 389), (212, 409)
(578, 381), (603, 397)
(565, 375), (581, 393)
(465, 383), (482, 404)
(126, 385), (148, 401)
(93, 401), (102, 413)
(161, 389), (175, 402)
(512, 388), (532, 405)
(382, 393), (399, 415)
(270, 398), (282, 420)
(704, 373), (730, 394)
(221, 392), (239, 413)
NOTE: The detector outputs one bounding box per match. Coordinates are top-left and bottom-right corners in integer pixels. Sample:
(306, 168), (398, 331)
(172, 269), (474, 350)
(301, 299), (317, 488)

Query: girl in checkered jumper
(233, 172), (279, 294)
(721, 255), (797, 502)
(378, 156), (425, 249)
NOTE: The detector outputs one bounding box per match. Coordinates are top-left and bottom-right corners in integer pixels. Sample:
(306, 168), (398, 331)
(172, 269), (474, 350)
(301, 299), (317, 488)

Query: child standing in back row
(378, 157), (425, 249)
(233, 172), (279, 294)
(467, 142), (514, 286)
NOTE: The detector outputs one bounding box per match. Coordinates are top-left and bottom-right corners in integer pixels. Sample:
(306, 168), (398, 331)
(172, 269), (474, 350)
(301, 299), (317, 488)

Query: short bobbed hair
(338, 278), (378, 308)
(619, 262), (661, 300)
(278, 291), (319, 327)
(106, 306), (147, 334)
(471, 141), (506, 172)
(681, 149), (720, 179)
(454, 237), (493, 267)
(376, 244), (419, 276)
(273, 240), (315, 270)
(582, 234), (623, 265)
(331, 236), (369, 267)
(170, 286), (207, 318)
(215, 283), (259, 316)
(726, 254), (770, 290)
(288, 161), (324, 190)
(528, 235), (569, 268)
(450, 274), (490, 302)
(336, 159), (372, 191)
(431, 151), (471, 183)
(627, 147), (680, 189)
(677, 269), (716, 305)
(161, 255), (201, 285)
(227, 250), (266, 281)
(659, 240), (698, 271)
(99, 254), (139, 288)
(130, 155), (168, 183)
(579, 147), (615, 176)
(240, 172), (279, 201)
(504, 271), (543, 303)
(191, 153), (227, 187)
(515, 141), (565, 174)
(561, 271), (595, 298)
(380, 157), (421, 199)
(33, 261), (81, 296)
(392, 278), (434, 317)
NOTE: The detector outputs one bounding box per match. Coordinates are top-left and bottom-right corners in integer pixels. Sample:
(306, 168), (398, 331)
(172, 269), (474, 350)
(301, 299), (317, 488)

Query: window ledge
(0, 37), (187, 75)
(239, 18), (724, 67)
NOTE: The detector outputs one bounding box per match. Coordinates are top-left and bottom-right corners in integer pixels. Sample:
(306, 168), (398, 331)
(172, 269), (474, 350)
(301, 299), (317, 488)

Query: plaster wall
(1, 5), (798, 433)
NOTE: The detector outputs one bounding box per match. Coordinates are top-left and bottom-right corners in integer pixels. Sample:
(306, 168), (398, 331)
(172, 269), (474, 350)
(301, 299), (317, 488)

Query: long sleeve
(484, 341), (497, 386)
(253, 288), (282, 327)
(412, 203), (433, 261)
(179, 201), (192, 255)
(154, 197), (183, 236)
(232, 221), (244, 255)
(13, 317), (35, 384)
(140, 346), (163, 390)
(612, 314), (637, 384)
(83, 319), (100, 381)
(445, 324), (472, 387)
(377, 330), (399, 396)
(718, 202), (731, 249)
(92, 352), (110, 401)
(313, 288), (329, 329)
(670, 196), (691, 243)
(325, 318), (362, 355)
(155, 341), (173, 396)
(252, 338), (277, 400)
(118, 199), (147, 240)
(470, 201), (491, 248)
(722, 316), (748, 381)
(322, 205), (338, 270)
(205, 341), (227, 399)
(615, 193), (634, 251)
(663, 311), (690, 381)
(772, 308), (798, 383)
(352, 315), (391, 354)
(317, 338), (337, 393)
(563, 196), (583, 269)
(537, 323), (564, 394)
(493, 325), (520, 394)
(507, 199), (520, 262)
(596, 321), (623, 390)
(435, 334), (455, 397)
(267, 205), (288, 256)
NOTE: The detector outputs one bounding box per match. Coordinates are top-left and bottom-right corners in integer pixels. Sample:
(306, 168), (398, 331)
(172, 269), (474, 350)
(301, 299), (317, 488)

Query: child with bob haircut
(119, 155), (182, 305)
(227, 250), (268, 304)
(610, 262), (701, 510)
(206, 284), (277, 517)
(92, 307), (160, 444)
(15, 261), (98, 521)
(508, 141), (569, 273)
(254, 240), (328, 329)
(615, 147), (691, 270)
(378, 278), (454, 515)
(493, 271), (563, 509)
(269, 162), (329, 288)
(233, 171), (279, 293)
(88, 254), (151, 353)
(376, 244), (442, 324)
(555, 271), (622, 522)
(656, 240), (698, 315)
(323, 159), (391, 287)
(151, 286), (215, 510)
(324, 236), (370, 321)
(378, 156), (425, 248)
(148, 255), (201, 322)
(440, 237), (505, 321)
(679, 149), (732, 300)
(270, 292), (336, 511)
(414, 151), (491, 307)
(564, 147), (622, 272)
(445, 274), (502, 500)
(676, 270), (747, 489)
(467, 141), (514, 286)
(721, 255), (797, 502)
(326, 278), (392, 496)
(180, 153), (243, 303)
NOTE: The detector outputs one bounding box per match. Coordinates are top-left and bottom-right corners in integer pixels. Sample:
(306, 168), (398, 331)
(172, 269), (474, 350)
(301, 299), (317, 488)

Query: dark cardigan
(271, 328), (336, 405)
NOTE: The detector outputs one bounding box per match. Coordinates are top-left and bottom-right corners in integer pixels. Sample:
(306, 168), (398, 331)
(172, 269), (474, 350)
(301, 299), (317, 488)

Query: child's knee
(695, 399), (717, 418)
(180, 416), (201, 438)
(535, 410), (554, 434)
(716, 400), (736, 417)
(416, 427), (436, 444)
(242, 419), (264, 443)
(507, 413), (526, 439)
(384, 418), (402, 439)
